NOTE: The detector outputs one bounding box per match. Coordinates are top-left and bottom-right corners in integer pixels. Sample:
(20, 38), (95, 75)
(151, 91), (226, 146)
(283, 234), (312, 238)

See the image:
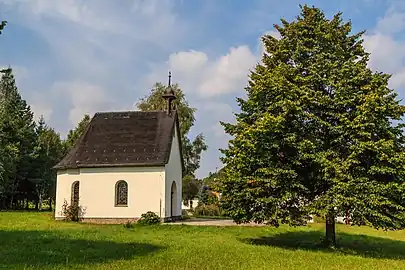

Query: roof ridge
(95, 110), (169, 115)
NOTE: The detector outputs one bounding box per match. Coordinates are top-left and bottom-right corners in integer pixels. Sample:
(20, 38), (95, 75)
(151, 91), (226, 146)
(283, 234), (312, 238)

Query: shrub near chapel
(220, 5), (405, 246)
(60, 200), (85, 222)
(138, 211), (161, 225)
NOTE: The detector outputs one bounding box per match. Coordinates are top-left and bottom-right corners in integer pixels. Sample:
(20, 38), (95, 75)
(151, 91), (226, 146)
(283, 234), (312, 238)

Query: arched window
(115, 180), (128, 206)
(71, 181), (79, 206)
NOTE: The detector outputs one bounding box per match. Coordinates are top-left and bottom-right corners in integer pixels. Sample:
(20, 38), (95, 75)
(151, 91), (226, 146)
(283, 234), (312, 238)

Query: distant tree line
(0, 67), (92, 210)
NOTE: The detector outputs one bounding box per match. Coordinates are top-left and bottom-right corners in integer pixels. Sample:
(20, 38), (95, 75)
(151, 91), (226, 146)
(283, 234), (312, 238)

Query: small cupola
(162, 71), (176, 115)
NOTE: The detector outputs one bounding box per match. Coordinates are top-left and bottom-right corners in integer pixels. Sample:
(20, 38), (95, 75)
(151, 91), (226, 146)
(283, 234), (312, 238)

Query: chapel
(54, 74), (183, 223)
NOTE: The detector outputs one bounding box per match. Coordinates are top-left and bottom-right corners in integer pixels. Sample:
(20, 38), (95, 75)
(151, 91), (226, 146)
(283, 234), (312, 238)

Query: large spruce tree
(220, 5), (405, 246)
(0, 68), (37, 209)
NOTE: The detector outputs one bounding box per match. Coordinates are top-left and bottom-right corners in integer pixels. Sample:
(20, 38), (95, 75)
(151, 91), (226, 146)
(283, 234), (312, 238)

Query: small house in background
(53, 76), (183, 223)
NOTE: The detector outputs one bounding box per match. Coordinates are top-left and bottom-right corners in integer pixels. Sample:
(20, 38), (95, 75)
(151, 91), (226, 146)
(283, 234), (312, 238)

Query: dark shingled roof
(54, 110), (182, 169)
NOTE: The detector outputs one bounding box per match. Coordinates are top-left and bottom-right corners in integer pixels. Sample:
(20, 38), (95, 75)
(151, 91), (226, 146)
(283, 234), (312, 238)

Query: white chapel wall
(164, 124), (183, 217)
(55, 166), (165, 219)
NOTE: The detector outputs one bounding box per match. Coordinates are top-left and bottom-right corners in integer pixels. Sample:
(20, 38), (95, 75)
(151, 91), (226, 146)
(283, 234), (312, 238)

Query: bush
(60, 199), (84, 222)
(194, 204), (221, 217)
(138, 211), (161, 225)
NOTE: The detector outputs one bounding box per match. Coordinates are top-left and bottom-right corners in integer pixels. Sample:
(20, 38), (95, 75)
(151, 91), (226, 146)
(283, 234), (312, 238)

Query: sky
(0, 0), (405, 178)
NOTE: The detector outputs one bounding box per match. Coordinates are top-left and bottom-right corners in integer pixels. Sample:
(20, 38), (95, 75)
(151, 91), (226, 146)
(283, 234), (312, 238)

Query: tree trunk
(324, 212), (336, 247)
(38, 194), (43, 211)
(49, 197), (52, 211)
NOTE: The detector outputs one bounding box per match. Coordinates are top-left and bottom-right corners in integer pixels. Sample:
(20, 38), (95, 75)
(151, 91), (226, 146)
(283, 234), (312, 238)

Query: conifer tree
(31, 116), (64, 210)
(220, 5), (405, 246)
(0, 68), (36, 208)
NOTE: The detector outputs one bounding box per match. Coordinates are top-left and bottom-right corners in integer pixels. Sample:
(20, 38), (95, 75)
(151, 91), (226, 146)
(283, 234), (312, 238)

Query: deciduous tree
(137, 82), (208, 195)
(220, 5), (405, 246)
(182, 175), (201, 206)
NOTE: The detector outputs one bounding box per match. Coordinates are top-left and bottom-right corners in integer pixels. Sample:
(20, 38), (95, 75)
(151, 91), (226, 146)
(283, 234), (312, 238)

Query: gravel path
(167, 218), (266, 227)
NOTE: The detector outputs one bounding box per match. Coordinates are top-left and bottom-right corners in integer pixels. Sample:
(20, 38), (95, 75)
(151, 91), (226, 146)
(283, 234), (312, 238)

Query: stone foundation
(55, 216), (183, 224)
(55, 217), (139, 224)
(81, 218), (139, 224)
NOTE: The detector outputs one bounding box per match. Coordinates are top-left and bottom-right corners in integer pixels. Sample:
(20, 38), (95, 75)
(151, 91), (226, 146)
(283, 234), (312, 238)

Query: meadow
(1, 212), (405, 270)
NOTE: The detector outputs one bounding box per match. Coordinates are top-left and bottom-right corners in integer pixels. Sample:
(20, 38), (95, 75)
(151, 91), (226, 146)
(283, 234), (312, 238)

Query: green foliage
(193, 204), (221, 217)
(0, 68), (38, 209)
(220, 5), (405, 246)
(182, 175), (201, 204)
(64, 114), (91, 153)
(202, 167), (226, 192)
(137, 82), (195, 138)
(138, 211), (161, 225)
(136, 82), (208, 178)
(182, 133), (208, 177)
(30, 116), (64, 210)
(198, 186), (218, 205)
(60, 200), (84, 222)
(0, 20), (6, 35)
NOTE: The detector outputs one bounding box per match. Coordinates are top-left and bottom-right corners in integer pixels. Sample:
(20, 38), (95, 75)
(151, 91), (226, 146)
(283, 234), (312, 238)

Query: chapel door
(171, 181), (177, 217)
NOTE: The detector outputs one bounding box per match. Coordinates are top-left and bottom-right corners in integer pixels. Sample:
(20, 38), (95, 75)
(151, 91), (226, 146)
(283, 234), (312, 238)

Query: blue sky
(0, 0), (404, 178)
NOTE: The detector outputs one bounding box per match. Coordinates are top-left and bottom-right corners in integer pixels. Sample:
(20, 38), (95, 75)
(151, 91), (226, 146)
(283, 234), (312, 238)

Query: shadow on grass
(0, 230), (162, 267)
(240, 230), (405, 259)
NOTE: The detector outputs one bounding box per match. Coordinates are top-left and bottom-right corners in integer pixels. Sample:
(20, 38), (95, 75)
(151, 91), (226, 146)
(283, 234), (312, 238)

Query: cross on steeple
(162, 71), (176, 115)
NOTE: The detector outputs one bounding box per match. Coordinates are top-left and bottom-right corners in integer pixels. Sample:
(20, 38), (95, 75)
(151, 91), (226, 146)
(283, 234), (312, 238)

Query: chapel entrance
(171, 181), (177, 217)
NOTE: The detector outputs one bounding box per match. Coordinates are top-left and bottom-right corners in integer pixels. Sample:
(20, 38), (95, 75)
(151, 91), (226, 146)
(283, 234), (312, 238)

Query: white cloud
(169, 51), (209, 73)
(199, 46), (257, 97)
(363, 7), (405, 92)
(51, 80), (114, 125)
(376, 11), (405, 35)
(0, 0), (186, 127)
(29, 102), (53, 122)
(201, 102), (235, 139)
(147, 45), (257, 98)
(363, 34), (405, 73)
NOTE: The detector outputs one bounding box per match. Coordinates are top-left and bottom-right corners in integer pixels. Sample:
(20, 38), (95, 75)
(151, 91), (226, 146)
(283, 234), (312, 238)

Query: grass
(1, 212), (405, 269)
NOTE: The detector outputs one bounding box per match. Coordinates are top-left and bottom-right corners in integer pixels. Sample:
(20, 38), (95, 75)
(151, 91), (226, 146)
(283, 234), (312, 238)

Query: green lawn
(1, 212), (405, 269)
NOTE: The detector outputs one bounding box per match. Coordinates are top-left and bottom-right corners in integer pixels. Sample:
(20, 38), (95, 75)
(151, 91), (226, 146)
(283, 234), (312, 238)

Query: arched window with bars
(115, 180), (128, 206)
(71, 181), (80, 206)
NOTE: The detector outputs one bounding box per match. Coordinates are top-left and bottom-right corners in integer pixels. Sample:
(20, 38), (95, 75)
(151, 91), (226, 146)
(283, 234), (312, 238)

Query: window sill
(114, 204), (128, 207)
